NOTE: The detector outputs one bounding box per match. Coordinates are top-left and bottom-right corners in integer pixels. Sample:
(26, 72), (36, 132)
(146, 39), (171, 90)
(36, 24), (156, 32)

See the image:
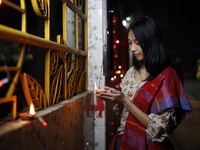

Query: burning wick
(94, 66), (106, 93)
(38, 116), (48, 126)
(94, 81), (106, 93)
(29, 103), (35, 115)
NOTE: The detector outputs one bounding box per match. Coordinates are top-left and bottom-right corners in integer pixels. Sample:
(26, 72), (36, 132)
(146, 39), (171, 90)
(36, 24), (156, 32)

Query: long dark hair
(128, 16), (172, 80)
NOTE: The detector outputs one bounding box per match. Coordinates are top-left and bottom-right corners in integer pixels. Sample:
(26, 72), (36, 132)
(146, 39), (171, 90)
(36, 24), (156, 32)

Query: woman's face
(128, 30), (144, 61)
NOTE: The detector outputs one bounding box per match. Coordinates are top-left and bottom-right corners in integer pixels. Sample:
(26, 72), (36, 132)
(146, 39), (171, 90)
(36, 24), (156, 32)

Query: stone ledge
(0, 90), (93, 137)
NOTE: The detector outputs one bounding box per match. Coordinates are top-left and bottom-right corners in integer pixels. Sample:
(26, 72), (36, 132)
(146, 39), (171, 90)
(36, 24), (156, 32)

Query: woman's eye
(136, 42), (140, 45)
(133, 39), (139, 45)
(135, 41), (140, 45)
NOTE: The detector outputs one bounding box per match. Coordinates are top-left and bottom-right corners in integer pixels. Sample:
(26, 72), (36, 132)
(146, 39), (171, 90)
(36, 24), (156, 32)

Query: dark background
(111, 0), (200, 78)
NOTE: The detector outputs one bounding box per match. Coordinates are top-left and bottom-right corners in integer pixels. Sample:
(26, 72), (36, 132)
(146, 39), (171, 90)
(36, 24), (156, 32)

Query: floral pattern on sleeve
(146, 108), (177, 142)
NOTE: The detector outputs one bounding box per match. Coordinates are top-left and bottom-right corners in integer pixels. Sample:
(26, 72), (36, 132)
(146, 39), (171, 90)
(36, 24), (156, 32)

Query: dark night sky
(112, 0), (200, 77)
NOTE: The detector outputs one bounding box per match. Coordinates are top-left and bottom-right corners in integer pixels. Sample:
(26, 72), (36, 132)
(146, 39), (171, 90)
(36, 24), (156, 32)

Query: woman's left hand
(95, 86), (129, 104)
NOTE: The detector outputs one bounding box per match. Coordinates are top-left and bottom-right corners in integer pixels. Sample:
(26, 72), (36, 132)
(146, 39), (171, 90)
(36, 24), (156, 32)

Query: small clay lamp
(20, 103), (35, 120)
(96, 89), (106, 93)
(94, 81), (106, 93)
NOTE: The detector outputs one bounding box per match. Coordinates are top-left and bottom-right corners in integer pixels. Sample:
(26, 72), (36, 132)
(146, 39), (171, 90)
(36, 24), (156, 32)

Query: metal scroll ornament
(31, 0), (48, 18)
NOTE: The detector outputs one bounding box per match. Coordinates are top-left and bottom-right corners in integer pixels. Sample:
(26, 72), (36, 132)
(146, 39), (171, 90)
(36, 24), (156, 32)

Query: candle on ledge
(20, 103), (35, 120)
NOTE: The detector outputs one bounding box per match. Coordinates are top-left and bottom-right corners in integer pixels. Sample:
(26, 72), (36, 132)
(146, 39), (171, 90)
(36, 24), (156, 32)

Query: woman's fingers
(95, 87), (126, 104)
(98, 96), (113, 102)
(97, 92), (113, 98)
(104, 86), (119, 94)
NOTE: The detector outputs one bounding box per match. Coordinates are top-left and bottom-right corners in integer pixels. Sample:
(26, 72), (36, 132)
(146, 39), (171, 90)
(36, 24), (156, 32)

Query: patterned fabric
(120, 67), (146, 101)
(146, 108), (176, 142)
(117, 67), (177, 142)
(120, 66), (192, 150)
(117, 67), (146, 135)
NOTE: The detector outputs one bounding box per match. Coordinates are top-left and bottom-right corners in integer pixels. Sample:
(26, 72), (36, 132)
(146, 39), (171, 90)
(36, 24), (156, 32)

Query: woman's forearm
(123, 100), (150, 128)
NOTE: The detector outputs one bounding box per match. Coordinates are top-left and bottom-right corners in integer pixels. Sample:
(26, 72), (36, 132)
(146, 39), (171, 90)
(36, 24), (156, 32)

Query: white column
(88, 0), (106, 150)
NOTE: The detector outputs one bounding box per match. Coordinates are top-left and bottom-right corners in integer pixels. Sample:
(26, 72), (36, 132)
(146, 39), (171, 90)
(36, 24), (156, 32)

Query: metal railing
(0, 0), (88, 120)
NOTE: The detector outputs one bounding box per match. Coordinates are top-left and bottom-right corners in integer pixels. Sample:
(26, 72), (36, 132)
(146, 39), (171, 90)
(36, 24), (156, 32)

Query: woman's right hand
(95, 86), (129, 105)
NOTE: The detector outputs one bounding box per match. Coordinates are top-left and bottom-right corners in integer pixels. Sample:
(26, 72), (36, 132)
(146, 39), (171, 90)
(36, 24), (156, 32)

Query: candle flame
(29, 103), (35, 115)
(94, 81), (97, 90)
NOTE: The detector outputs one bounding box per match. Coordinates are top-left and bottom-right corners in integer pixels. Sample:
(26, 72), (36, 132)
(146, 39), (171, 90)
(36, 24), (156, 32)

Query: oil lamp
(20, 103), (35, 120)
(94, 81), (106, 93)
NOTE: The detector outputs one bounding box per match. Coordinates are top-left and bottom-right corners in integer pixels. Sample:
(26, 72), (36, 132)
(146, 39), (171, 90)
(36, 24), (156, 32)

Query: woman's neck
(136, 66), (149, 82)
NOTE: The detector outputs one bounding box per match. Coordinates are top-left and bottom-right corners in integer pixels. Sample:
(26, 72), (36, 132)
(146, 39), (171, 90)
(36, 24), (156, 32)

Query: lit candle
(20, 103), (35, 120)
(94, 81), (106, 93)
(29, 103), (35, 115)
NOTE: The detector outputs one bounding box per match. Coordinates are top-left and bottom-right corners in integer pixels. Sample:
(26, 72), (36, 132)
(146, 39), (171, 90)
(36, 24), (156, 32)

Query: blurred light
(115, 85), (120, 88)
(38, 116), (48, 126)
(122, 20), (126, 26)
(111, 77), (114, 81)
(41, 120), (48, 126)
(108, 10), (114, 13)
(115, 70), (121, 74)
(126, 17), (131, 21)
(113, 30), (116, 34)
(120, 74), (124, 78)
(110, 122), (115, 125)
(0, 0), (2, 5)
(118, 66), (122, 69)
(113, 44), (116, 49)
(116, 40), (120, 44)
(110, 133), (114, 135)
(113, 18), (116, 24)
(114, 55), (118, 58)
(0, 78), (9, 87)
(114, 65), (117, 70)
(114, 76), (116, 79)
(0, 81), (4, 87)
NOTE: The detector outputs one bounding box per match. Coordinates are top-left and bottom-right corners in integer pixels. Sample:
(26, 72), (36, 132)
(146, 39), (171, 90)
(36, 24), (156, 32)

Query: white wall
(88, 0), (106, 149)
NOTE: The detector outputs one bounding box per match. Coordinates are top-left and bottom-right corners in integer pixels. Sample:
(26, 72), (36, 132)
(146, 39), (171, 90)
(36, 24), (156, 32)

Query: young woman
(96, 16), (192, 150)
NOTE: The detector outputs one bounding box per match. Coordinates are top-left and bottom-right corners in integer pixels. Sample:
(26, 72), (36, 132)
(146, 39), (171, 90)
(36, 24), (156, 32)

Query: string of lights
(110, 17), (124, 89)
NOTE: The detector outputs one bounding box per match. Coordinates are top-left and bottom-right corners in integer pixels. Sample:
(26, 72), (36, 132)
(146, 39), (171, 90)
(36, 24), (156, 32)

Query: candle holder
(96, 89), (106, 93)
(20, 112), (35, 120)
